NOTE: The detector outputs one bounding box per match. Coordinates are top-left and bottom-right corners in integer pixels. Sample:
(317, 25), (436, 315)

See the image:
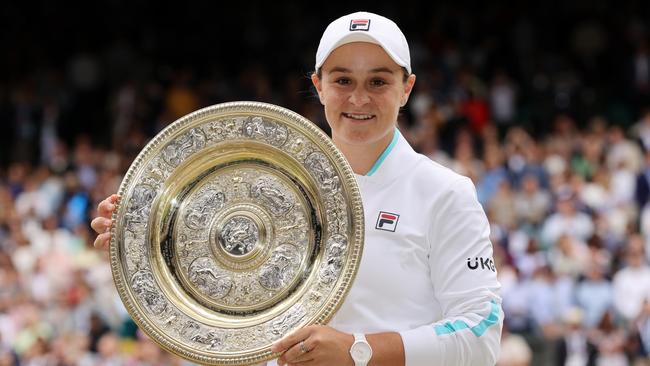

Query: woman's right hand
(90, 194), (120, 250)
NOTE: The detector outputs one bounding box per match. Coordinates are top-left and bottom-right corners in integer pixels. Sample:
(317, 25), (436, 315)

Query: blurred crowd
(3, 1), (650, 365)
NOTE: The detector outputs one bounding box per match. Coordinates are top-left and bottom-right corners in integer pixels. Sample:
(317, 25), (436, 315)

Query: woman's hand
(271, 325), (354, 366)
(90, 194), (119, 250)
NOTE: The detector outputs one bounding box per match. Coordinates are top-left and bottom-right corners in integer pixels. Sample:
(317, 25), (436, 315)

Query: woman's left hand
(271, 325), (354, 366)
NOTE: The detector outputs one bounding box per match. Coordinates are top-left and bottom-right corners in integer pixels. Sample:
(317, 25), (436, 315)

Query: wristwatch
(349, 333), (373, 366)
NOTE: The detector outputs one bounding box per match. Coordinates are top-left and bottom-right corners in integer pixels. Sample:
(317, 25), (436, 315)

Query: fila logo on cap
(375, 211), (399, 232)
(349, 19), (370, 31)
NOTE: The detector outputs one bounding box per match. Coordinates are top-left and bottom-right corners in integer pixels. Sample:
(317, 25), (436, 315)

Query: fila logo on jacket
(375, 211), (400, 232)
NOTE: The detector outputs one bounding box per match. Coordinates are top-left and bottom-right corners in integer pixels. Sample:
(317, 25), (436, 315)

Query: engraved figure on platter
(304, 152), (340, 193)
(183, 189), (226, 230)
(126, 184), (156, 225)
(279, 210), (307, 232)
(188, 257), (233, 299)
(219, 216), (259, 255)
(179, 320), (226, 350)
(259, 244), (301, 290)
(131, 270), (167, 315)
(179, 320), (201, 338)
(319, 234), (348, 284)
(162, 128), (207, 167)
(191, 330), (226, 350)
(251, 177), (293, 215)
(204, 120), (230, 141)
(286, 136), (306, 156)
(243, 116), (288, 146)
(269, 304), (306, 337)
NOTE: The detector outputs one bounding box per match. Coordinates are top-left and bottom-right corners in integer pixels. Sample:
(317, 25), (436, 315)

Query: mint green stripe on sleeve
(434, 300), (500, 337)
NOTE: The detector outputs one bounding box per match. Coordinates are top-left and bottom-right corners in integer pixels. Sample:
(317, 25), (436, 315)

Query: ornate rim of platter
(109, 101), (364, 365)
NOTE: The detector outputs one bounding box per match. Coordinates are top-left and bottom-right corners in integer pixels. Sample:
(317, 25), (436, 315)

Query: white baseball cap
(315, 11), (412, 74)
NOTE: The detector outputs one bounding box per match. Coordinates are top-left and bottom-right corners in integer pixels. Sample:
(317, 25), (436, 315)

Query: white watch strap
(351, 333), (371, 366)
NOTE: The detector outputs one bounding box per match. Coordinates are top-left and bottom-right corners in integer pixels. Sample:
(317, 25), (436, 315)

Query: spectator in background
(526, 265), (565, 365)
(489, 70), (517, 139)
(62, 171), (91, 231)
(489, 70), (517, 124)
(630, 108), (650, 152)
(93, 332), (124, 366)
(124, 330), (180, 366)
(49, 332), (94, 366)
(488, 180), (518, 231)
(633, 300), (650, 364)
(548, 234), (589, 278)
(514, 173), (551, 230)
(514, 237), (547, 280)
(606, 125), (643, 175)
(478, 142), (509, 207)
(540, 187), (594, 249)
(635, 150), (650, 252)
(408, 75), (434, 124)
(498, 324), (533, 366)
(640, 209), (650, 263)
(14, 175), (50, 220)
(450, 67), (487, 131)
(501, 266), (534, 335)
(612, 234), (650, 324)
(588, 310), (629, 366)
(585, 235), (614, 274)
(414, 121), (451, 167)
(580, 167), (610, 214)
(504, 128), (548, 190)
(110, 81), (137, 149)
(73, 136), (99, 192)
(547, 114), (580, 163)
(555, 307), (596, 366)
(450, 129), (484, 183)
(575, 262), (614, 329)
(572, 129), (604, 182)
(460, 90), (490, 137)
(39, 99), (62, 168)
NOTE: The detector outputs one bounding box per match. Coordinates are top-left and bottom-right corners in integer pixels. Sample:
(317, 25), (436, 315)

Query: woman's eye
(335, 78), (351, 85)
(370, 79), (387, 86)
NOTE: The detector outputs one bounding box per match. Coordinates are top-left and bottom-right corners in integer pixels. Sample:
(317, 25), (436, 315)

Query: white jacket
(271, 129), (503, 365)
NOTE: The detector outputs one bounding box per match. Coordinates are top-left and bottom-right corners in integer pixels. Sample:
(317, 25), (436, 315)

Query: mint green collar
(366, 129), (400, 177)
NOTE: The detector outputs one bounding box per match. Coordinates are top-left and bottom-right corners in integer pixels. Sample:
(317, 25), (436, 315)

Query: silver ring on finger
(300, 340), (308, 354)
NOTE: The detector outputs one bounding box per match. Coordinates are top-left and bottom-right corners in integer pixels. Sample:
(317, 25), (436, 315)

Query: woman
(92, 11), (503, 366)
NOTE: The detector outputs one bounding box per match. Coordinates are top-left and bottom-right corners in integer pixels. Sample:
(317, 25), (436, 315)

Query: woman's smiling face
(312, 42), (416, 151)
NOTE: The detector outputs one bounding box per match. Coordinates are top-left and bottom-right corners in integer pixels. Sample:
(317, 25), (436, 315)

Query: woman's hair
(314, 67), (411, 83)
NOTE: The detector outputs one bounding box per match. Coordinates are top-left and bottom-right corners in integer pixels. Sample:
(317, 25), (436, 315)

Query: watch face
(351, 342), (372, 362)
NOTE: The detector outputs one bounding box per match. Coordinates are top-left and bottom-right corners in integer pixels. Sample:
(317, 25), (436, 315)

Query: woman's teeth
(343, 113), (374, 120)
